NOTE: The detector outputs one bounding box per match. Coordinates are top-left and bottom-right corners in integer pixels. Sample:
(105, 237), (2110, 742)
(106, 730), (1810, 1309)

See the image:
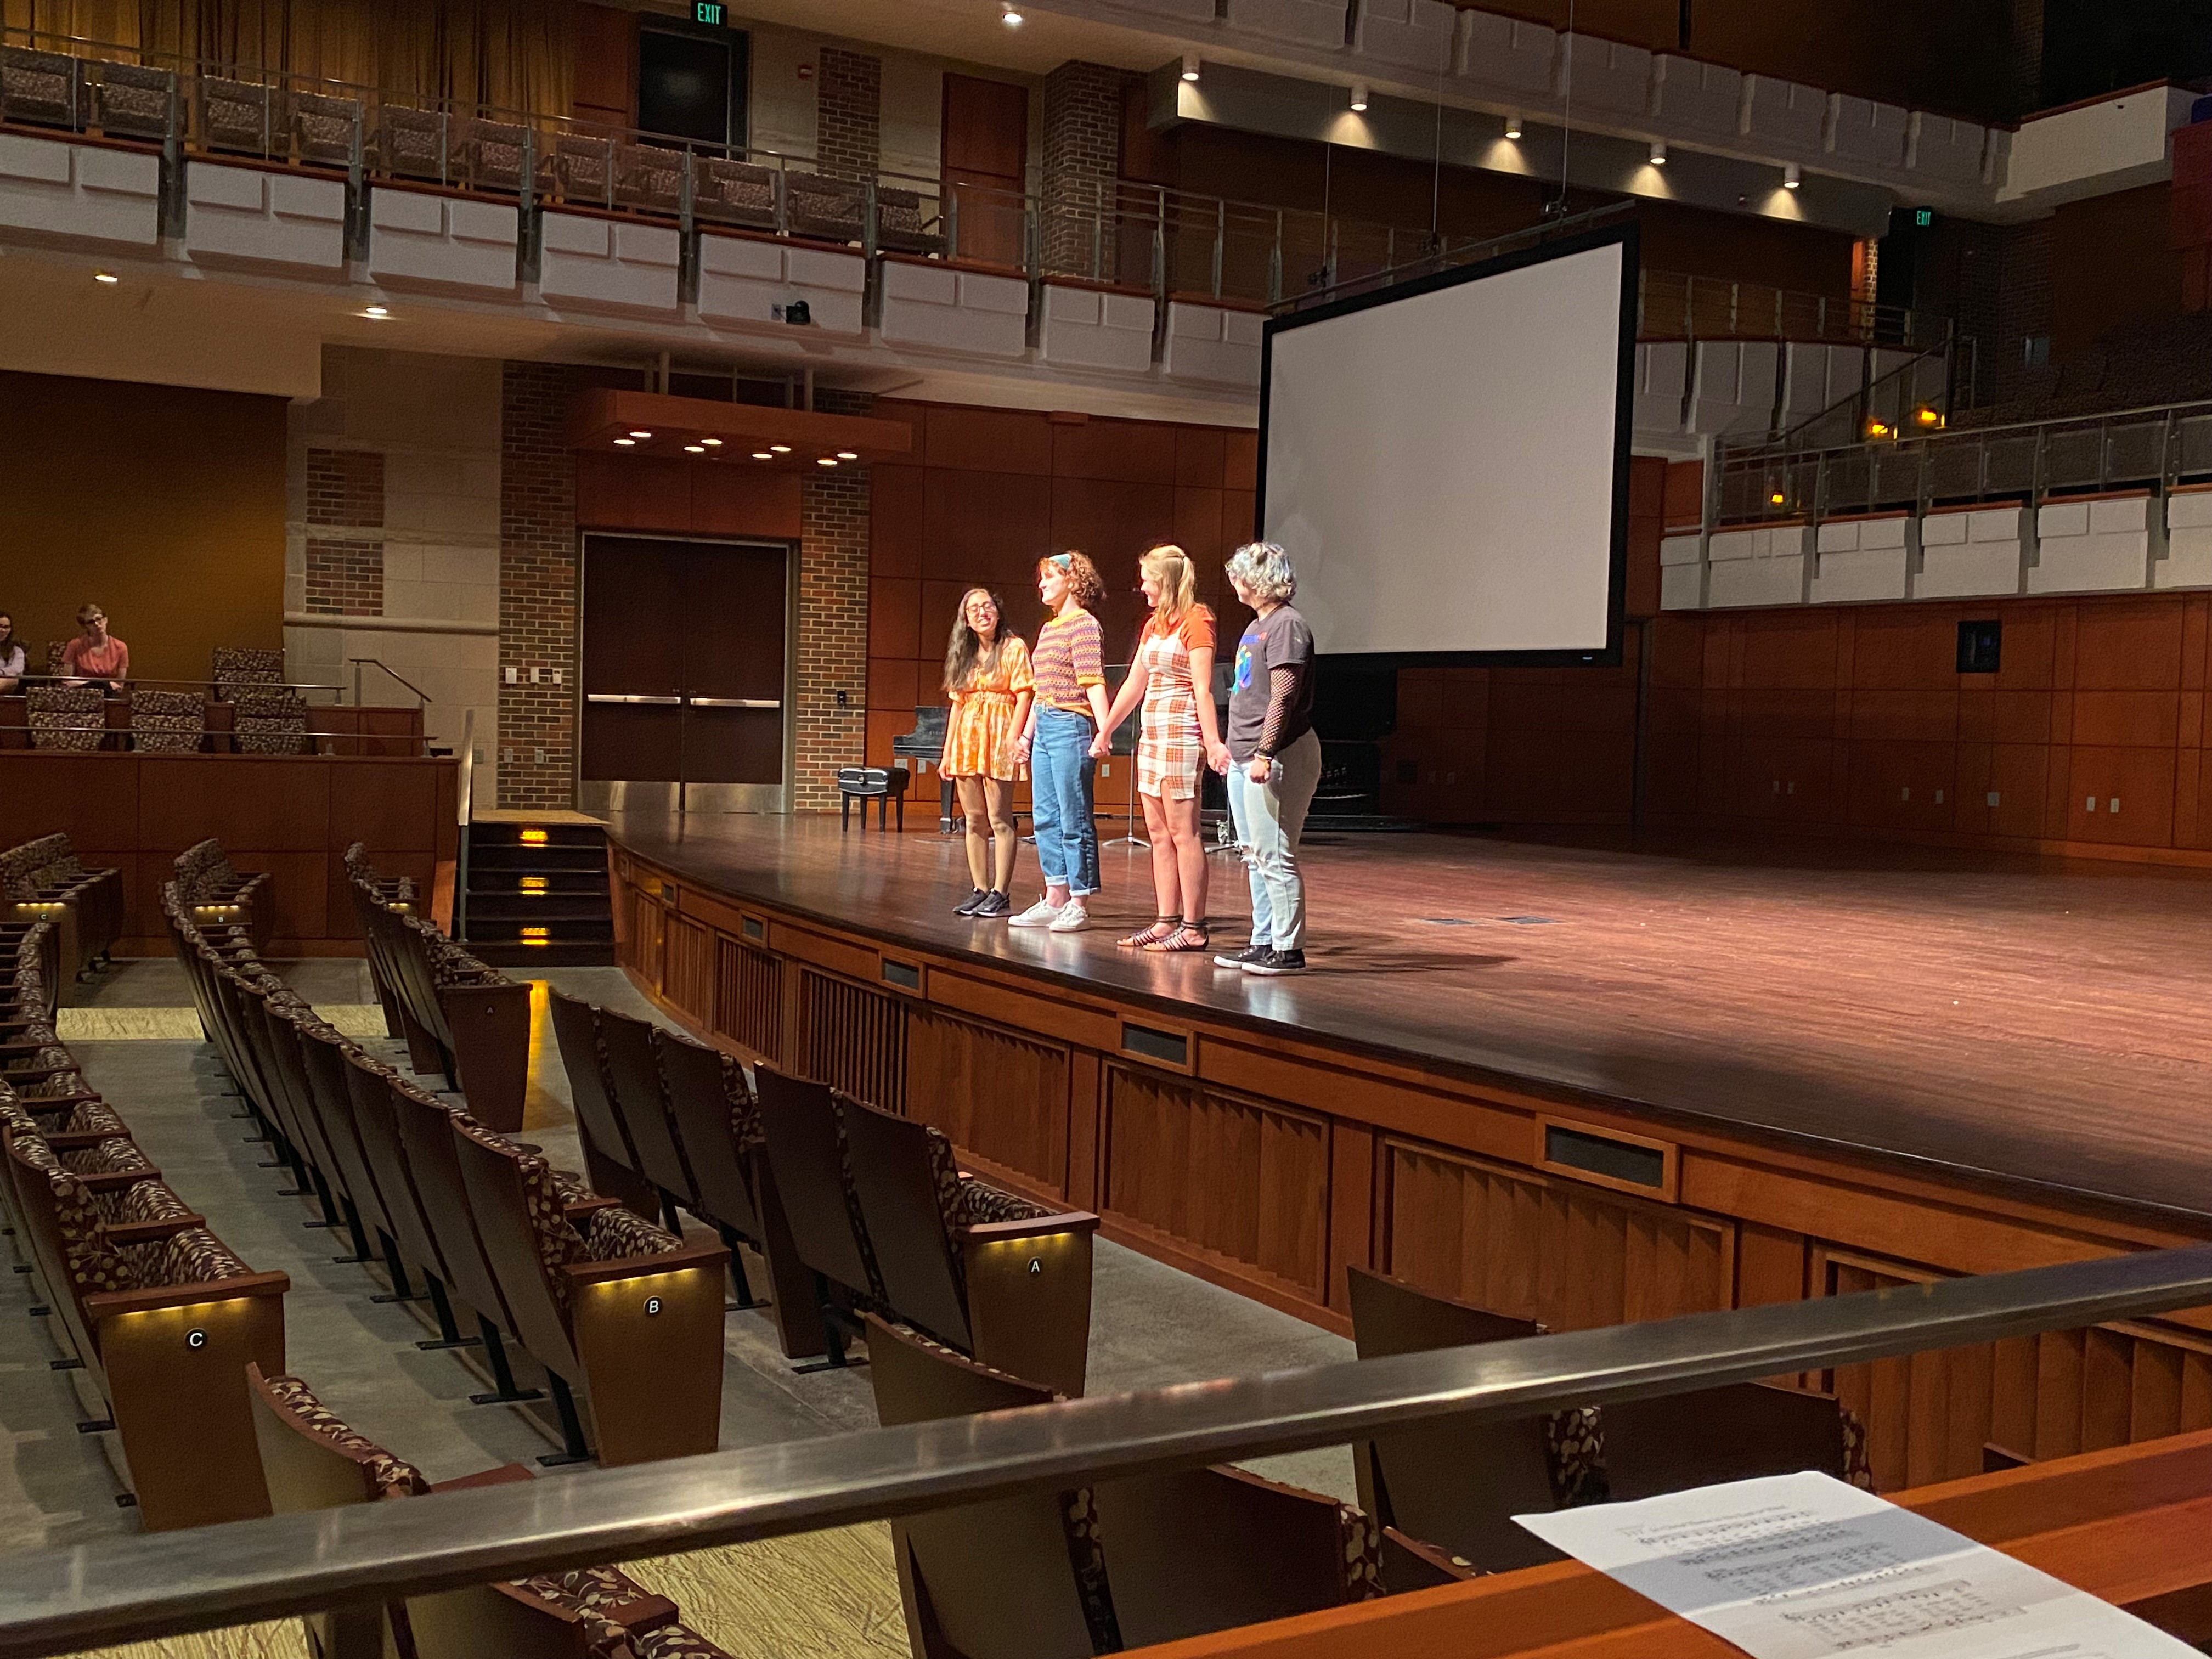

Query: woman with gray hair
(1207, 541), (1320, 974)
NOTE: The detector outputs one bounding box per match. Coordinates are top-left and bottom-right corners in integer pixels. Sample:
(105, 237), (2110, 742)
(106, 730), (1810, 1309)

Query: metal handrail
(4, 1243), (2212, 1658)
(348, 659), (431, 708)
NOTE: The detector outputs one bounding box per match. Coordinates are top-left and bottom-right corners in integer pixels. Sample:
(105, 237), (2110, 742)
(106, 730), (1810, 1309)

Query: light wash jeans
(1028, 706), (1101, 896)
(1225, 728), (1322, 950)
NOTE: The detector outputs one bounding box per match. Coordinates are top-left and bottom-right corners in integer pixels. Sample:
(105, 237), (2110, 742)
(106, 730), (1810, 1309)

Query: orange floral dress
(941, 637), (1035, 781)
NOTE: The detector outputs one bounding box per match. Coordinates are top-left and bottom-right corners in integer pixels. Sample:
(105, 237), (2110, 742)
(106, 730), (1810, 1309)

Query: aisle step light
(519, 926), (550, 945)
(1914, 407), (1944, 429)
(519, 828), (549, 845)
(519, 876), (548, 893)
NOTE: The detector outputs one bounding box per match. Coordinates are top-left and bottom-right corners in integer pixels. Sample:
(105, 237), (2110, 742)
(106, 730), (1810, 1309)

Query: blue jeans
(1029, 706), (1100, 897)
(1226, 729), (1322, 950)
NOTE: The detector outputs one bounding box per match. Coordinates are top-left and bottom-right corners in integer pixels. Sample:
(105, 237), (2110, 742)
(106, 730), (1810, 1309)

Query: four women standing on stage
(938, 539), (1312, 968)
(940, 586), (1033, 918)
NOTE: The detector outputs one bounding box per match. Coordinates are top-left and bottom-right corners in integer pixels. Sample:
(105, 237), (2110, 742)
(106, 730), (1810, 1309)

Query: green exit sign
(1914, 207), (1935, 228)
(695, 1), (727, 22)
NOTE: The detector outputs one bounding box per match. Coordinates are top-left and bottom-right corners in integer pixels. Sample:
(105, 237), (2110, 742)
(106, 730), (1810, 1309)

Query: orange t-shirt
(1137, 607), (1216, 657)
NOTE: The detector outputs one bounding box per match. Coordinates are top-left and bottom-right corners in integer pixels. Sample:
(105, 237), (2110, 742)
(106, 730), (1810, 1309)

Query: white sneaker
(1007, 899), (1062, 927)
(1047, 901), (1091, 933)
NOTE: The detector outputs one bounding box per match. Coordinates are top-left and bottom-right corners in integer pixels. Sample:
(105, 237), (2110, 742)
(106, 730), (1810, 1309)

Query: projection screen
(1257, 226), (1637, 664)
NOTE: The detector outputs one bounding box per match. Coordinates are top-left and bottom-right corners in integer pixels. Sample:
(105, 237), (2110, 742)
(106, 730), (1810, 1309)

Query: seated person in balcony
(59, 602), (128, 690)
(0, 613), (23, 693)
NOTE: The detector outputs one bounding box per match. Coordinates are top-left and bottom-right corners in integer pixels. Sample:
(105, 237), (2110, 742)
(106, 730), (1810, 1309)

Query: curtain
(5, 0), (575, 118)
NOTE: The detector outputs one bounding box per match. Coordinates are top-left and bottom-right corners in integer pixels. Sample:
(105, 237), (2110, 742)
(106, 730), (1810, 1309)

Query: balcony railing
(4, 25), (1905, 348)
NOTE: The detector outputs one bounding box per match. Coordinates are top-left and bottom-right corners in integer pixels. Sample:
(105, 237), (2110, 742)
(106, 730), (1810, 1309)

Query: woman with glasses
(0, 613), (24, 694)
(940, 586), (1034, 919)
(1008, 552), (1111, 932)
(59, 603), (128, 690)
(1091, 544), (1221, 953)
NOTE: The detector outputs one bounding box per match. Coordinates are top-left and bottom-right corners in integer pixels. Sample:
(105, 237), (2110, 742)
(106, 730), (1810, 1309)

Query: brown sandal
(1143, 922), (1212, 953)
(1119, 916), (1181, 949)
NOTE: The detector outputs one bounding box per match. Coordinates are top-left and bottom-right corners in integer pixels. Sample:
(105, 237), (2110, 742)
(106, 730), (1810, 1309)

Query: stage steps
(459, 820), (616, 966)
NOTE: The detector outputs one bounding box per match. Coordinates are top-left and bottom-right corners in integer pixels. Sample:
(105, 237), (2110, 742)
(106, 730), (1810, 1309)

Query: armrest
(104, 1214), (207, 1246)
(562, 1194), (624, 1222)
(960, 1210), (1101, 1244)
(558, 1238), (729, 1289)
(428, 1463), (537, 1493)
(84, 1269), (291, 1317)
(76, 1165), (163, 1193)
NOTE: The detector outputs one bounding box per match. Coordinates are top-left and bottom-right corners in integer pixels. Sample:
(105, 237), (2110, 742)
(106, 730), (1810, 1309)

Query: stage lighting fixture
(93, 270), (119, 284)
(1503, 116), (1522, 139)
(1181, 54), (1200, 82)
(1350, 81), (1368, 112)
(1649, 142), (1667, 166)
(1001, 2), (1022, 22)
(1783, 163), (1801, 189)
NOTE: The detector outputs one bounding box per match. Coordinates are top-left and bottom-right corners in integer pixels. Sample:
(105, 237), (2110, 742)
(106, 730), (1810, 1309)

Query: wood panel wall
(0, 371), (286, 687)
(611, 839), (2212, 1489)
(863, 400), (1258, 780)
(0, 751), (459, 952)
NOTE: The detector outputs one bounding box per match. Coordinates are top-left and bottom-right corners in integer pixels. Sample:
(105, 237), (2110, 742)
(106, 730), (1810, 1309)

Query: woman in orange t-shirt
(1091, 544), (1221, 952)
(59, 602), (129, 690)
(941, 586), (1034, 919)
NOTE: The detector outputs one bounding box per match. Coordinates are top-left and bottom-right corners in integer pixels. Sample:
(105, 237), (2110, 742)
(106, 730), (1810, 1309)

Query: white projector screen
(1258, 229), (1634, 663)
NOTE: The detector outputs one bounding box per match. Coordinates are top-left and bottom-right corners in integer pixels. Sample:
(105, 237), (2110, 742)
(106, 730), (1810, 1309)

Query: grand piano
(891, 706), (957, 833)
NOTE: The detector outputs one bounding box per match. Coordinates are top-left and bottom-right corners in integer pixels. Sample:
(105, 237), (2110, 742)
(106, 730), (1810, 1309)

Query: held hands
(1088, 730), (1112, 760)
(1247, 754), (1273, 784)
(1206, 741), (1233, 776)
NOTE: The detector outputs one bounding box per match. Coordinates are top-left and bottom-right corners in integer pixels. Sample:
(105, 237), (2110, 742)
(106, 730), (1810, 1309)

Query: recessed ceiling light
(93, 270), (119, 284)
(817, 457), (837, 466)
(629, 430), (653, 439)
(614, 438), (636, 447)
(362, 303), (391, 318)
(769, 444), (791, 453)
(752, 451), (774, 460)
(701, 437), (723, 446)
(1001, 2), (1023, 24)
(685, 444), (706, 453)
(836, 450), (858, 460)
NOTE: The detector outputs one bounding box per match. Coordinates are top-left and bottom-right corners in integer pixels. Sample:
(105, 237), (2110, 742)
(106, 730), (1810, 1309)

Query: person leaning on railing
(0, 612), (24, 693)
(59, 602), (128, 691)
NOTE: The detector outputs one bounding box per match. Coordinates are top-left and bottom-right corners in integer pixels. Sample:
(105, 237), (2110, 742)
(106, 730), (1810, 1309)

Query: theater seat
(247, 1365), (735, 1659)
(3, 832), (123, 983)
(1598, 1380), (1869, 1500)
(174, 837), (273, 953)
(546, 987), (659, 1217)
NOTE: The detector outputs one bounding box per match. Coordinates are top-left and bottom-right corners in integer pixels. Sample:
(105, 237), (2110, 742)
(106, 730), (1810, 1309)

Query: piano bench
(838, 766), (910, 832)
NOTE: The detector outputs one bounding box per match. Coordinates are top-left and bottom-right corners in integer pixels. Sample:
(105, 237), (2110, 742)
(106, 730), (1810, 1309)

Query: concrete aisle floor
(1, 956), (1357, 1562)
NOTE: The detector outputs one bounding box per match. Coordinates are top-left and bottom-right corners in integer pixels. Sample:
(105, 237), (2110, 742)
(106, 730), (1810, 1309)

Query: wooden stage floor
(607, 814), (2212, 1228)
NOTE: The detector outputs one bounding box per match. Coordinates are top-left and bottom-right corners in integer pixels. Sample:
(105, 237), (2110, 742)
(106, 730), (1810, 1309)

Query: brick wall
(304, 537), (383, 616)
(816, 47), (881, 182)
(1041, 61), (1137, 278)
(498, 361), (579, 811)
(795, 469), (870, 811)
(307, 448), (385, 529)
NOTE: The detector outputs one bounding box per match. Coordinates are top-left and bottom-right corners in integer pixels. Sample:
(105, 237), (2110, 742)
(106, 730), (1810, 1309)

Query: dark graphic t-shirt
(1226, 604), (1315, 763)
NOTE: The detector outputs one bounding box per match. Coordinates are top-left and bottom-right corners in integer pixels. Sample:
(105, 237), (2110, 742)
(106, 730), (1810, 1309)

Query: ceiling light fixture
(817, 457), (837, 466)
(752, 451), (773, 459)
(1783, 162), (1801, 190)
(1649, 142), (1667, 166)
(836, 450), (858, 460)
(684, 444), (706, 453)
(614, 438), (636, 447)
(769, 443), (791, 453)
(629, 430), (653, 439)
(701, 437), (722, 446)
(1001, 2), (1023, 23)
(1181, 54), (1200, 82)
(1504, 115), (1522, 140)
(363, 303), (392, 318)
(93, 270), (119, 284)
(1349, 81), (1368, 112)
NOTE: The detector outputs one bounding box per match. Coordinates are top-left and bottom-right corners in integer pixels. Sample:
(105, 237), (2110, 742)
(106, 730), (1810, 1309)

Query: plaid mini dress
(1134, 607), (1215, 802)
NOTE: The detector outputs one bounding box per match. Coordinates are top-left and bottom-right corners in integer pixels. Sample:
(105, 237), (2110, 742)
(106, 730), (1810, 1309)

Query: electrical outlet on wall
(503, 666), (517, 684)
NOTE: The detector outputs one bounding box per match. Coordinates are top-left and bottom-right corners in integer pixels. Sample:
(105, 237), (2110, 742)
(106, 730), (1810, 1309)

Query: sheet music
(1514, 1471), (2192, 1659)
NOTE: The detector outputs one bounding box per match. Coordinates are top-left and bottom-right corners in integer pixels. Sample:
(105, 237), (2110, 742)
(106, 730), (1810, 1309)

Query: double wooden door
(580, 535), (788, 813)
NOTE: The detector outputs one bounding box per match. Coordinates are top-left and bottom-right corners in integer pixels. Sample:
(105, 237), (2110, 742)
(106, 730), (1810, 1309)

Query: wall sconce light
(1503, 115), (1522, 139)
(1649, 142), (1667, 166)
(1349, 81), (1368, 112)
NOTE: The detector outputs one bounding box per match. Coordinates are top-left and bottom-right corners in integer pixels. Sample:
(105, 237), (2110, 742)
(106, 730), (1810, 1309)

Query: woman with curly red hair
(1008, 551), (1112, 932)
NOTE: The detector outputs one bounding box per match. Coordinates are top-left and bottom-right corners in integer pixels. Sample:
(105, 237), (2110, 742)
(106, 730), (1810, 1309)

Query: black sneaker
(1215, 944), (1270, 968)
(953, 888), (988, 916)
(1244, 947), (1306, 975)
(971, 889), (1012, 918)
